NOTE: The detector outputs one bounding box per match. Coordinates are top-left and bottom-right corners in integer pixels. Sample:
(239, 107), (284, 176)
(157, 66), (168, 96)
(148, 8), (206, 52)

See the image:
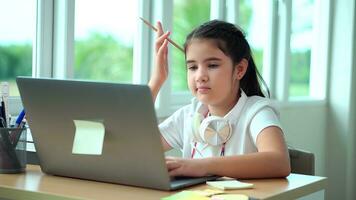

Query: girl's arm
(148, 21), (173, 151)
(166, 126), (291, 178)
(148, 21), (170, 102)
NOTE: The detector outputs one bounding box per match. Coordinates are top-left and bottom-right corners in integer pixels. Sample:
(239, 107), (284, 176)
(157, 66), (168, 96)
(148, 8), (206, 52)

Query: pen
(0, 98), (7, 128)
(0, 103), (3, 128)
(9, 110), (26, 147)
(1, 82), (9, 127)
(15, 110), (25, 128)
(139, 17), (185, 52)
(10, 122), (26, 148)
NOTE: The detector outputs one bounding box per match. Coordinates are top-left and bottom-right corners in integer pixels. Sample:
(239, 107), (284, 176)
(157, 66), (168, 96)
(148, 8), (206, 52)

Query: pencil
(139, 17), (185, 53)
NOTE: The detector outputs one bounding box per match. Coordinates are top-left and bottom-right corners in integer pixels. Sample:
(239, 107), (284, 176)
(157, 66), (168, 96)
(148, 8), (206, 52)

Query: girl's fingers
(168, 168), (181, 177)
(157, 32), (170, 44)
(166, 160), (180, 171)
(156, 21), (164, 37)
(165, 156), (182, 161)
(155, 31), (170, 52)
(157, 39), (169, 56)
(165, 156), (175, 161)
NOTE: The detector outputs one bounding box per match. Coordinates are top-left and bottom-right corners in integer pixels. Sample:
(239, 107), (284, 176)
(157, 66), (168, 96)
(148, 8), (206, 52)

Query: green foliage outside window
(0, 44), (32, 95)
(290, 50), (311, 97)
(0, 45), (32, 79)
(171, 0), (210, 92)
(74, 33), (133, 83)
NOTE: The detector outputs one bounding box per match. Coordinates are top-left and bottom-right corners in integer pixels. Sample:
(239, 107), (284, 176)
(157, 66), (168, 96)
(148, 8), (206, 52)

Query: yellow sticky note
(211, 194), (249, 200)
(72, 120), (105, 155)
(207, 180), (254, 190)
(161, 191), (209, 200)
(192, 189), (224, 197)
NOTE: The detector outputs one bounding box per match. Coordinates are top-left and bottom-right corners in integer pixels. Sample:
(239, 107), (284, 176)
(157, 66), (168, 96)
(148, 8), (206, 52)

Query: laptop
(17, 77), (218, 190)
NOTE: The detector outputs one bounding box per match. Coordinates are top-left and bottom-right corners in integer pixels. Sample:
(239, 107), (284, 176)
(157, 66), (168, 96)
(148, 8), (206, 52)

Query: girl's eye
(208, 64), (219, 68)
(187, 65), (198, 71)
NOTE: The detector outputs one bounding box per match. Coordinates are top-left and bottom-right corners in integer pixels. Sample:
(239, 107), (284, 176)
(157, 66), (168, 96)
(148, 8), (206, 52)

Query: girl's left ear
(234, 58), (248, 80)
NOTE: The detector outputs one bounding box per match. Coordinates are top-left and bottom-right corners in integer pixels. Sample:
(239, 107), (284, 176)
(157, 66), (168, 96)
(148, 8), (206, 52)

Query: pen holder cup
(0, 127), (27, 173)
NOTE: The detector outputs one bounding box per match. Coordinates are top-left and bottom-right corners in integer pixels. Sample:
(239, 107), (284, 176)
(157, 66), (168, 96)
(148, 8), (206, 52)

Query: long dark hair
(184, 20), (269, 98)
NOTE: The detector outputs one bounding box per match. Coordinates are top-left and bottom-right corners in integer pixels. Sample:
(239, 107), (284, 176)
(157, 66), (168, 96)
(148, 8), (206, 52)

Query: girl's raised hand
(148, 21), (170, 102)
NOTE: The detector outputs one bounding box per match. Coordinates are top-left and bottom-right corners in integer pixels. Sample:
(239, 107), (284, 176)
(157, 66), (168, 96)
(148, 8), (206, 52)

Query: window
(0, 0), (36, 96)
(239, 0), (269, 76)
(8, 0), (327, 118)
(273, 0), (323, 101)
(171, 0), (210, 92)
(74, 0), (137, 83)
(289, 0), (315, 98)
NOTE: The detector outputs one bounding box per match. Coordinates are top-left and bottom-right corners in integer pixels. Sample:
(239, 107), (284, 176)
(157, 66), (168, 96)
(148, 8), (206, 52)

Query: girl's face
(185, 39), (240, 108)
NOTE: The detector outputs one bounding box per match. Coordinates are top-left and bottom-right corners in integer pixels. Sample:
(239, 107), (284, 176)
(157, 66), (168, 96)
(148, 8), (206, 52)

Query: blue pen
(9, 110), (26, 147)
(15, 110), (26, 128)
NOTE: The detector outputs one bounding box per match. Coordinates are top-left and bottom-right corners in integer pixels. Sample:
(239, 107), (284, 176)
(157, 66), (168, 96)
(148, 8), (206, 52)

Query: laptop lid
(17, 77), (174, 190)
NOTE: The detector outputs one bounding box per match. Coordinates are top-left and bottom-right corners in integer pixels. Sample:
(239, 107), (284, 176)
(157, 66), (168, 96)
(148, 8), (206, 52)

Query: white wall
(326, 0), (356, 199)
(280, 103), (327, 176)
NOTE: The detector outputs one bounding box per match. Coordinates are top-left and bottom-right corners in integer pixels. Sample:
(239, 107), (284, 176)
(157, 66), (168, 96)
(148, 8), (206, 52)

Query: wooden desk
(0, 165), (327, 200)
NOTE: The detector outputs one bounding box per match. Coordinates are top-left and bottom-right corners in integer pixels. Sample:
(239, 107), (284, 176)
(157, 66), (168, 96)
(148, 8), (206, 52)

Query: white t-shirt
(159, 90), (282, 158)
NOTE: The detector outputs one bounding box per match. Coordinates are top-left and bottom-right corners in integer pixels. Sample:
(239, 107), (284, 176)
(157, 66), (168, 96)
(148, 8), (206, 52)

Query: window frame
(309, 0), (331, 101)
(275, 0), (292, 102)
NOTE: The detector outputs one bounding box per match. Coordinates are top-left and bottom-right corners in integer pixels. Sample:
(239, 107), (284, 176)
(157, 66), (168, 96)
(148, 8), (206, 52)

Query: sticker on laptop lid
(72, 120), (105, 155)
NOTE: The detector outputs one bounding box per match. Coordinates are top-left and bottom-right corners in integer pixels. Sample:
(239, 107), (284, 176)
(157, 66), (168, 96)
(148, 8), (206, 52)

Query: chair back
(288, 148), (315, 175)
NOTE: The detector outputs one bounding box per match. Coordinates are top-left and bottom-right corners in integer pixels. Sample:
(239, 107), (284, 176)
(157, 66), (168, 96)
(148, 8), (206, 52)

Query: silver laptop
(17, 77), (217, 190)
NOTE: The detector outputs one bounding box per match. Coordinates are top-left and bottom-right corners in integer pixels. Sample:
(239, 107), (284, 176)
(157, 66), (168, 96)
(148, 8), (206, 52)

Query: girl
(148, 20), (291, 179)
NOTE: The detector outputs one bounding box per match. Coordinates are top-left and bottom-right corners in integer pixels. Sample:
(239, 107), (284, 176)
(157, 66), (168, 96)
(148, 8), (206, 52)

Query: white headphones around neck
(192, 111), (232, 146)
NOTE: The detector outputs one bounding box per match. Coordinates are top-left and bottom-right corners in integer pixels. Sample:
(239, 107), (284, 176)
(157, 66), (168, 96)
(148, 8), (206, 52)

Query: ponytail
(240, 58), (270, 98)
